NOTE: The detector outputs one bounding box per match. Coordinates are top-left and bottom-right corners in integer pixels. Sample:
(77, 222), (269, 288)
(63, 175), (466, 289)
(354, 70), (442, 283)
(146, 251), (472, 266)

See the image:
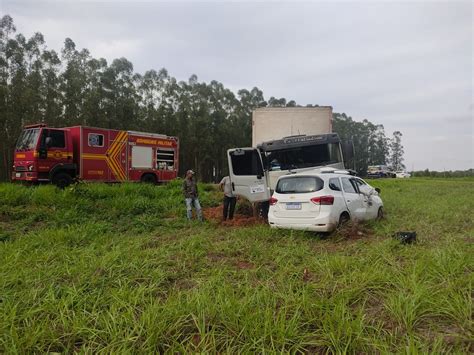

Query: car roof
(277, 170), (355, 181)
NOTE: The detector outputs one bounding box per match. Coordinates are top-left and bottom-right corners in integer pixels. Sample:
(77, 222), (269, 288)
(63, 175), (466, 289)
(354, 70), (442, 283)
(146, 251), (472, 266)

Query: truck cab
(228, 133), (353, 204)
(12, 124), (76, 187)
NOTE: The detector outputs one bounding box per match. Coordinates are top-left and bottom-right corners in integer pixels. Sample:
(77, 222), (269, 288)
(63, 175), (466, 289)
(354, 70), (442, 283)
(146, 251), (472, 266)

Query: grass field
(0, 178), (473, 353)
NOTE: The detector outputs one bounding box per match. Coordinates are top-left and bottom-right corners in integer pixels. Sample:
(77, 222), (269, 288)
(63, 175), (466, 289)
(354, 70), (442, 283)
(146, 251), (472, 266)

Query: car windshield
(276, 176), (324, 194)
(267, 143), (342, 171)
(16, 128), (40, 151)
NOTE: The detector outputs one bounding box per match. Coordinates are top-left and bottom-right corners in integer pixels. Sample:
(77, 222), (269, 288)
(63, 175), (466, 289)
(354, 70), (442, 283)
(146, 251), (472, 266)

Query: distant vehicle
(395, 171), (411, 178)
(367, 165), (396, 178)
(12, 124), (179, 187)
(227, 107), (354, 204)
(268, 169), (383, 232)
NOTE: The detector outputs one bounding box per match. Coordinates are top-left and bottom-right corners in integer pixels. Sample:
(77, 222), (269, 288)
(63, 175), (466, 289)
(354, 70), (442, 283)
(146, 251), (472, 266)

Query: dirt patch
(207, 252), (255, 270)
(234, 260), (255, 269)
(302, 268), (312, 282)
(463, 236), (474, 244)
(174, 279), (197, 291)
(191, 334), (201, 347)
(207, 252), (228, 263)
(332, 221), (374, 241)
(203, 206), (264, 227)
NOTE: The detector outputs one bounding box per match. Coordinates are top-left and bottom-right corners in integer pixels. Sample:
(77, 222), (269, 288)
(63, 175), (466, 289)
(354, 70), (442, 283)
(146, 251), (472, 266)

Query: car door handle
(232, 182), (235, 191)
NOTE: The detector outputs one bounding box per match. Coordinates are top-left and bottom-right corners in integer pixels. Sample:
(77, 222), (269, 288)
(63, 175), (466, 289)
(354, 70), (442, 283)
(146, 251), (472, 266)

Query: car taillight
(269, 197), (278, 206)
(310, 196), (334, 205)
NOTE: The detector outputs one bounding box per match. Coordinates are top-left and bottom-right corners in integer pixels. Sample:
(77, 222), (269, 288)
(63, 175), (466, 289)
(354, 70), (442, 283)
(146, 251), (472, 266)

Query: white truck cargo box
(252, 107), (333, 147)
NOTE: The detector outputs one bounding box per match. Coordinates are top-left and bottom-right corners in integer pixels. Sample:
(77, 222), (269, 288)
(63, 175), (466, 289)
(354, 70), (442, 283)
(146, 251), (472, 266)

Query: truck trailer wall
(252, 107), (333, 147)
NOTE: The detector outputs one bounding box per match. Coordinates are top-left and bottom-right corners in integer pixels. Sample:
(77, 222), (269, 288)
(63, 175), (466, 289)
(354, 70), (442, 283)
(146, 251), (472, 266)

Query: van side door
(227, 148), (271, 203)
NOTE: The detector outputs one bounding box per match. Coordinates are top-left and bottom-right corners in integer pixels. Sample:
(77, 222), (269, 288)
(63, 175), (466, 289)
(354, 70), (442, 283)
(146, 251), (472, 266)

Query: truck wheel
(141, 174), (157, 184)
(52, 172), (72, 189)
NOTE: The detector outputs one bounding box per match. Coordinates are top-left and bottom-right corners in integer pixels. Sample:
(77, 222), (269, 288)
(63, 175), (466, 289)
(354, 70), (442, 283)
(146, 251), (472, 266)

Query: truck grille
(15, 166), (27, 172)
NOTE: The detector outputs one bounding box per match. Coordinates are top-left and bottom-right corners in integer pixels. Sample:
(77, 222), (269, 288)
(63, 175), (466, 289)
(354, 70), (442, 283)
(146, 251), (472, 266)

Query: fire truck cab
(12, 124), (179, 187)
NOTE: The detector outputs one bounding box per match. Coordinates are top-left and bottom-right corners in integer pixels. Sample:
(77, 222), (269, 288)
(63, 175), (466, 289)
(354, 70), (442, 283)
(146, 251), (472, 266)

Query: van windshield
(267, 143), (342, 171)
(276, 176), (324, 194)
(16, 129), (40, 151)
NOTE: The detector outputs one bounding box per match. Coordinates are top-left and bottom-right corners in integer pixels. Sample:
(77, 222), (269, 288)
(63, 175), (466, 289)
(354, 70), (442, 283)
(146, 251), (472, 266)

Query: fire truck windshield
(15, 128), (40, 151)
(266, 142), (342, 171)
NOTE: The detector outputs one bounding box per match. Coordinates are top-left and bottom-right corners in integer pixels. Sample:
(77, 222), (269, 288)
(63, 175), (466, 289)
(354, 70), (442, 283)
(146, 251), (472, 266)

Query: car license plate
(15, 173), (21, 178)
(286, 202), (301, 210)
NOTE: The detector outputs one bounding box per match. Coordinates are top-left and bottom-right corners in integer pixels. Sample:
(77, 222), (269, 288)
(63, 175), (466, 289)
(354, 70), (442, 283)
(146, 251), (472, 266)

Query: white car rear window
(276, 176), (324, 194)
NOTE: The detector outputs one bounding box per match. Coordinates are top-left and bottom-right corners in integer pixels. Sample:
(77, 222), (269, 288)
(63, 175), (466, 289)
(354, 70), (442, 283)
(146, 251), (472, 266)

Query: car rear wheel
(338, 212), (350, 227)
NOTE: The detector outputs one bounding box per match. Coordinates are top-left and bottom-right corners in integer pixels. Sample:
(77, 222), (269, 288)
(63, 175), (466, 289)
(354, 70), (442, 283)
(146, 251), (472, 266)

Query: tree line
(411, 169), (473, 178)
(0, 15), (404, 182)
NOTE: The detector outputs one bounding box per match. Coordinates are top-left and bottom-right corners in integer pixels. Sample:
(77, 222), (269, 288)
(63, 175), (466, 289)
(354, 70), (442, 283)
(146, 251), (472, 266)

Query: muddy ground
(203, 206), (264, 227)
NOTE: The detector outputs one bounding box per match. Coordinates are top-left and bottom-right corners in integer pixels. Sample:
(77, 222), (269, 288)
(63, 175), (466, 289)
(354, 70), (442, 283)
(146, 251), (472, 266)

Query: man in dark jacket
(219, 175), (236, 221)
(183, 170), (203, 221)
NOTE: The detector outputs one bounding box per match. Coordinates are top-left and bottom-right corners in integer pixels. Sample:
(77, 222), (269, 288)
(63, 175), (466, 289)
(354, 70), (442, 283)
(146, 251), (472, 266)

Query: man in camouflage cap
(183, 170), (203, 221)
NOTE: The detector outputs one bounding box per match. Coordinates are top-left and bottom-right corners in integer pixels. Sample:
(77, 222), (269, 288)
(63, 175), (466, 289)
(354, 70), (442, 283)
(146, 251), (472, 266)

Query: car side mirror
(375, 188), (381, 194)
(45, 137), (53, 147)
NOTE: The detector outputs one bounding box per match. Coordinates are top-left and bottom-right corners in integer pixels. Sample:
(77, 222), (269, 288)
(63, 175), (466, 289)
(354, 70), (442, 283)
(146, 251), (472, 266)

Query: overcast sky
(2, 0), (473, 171)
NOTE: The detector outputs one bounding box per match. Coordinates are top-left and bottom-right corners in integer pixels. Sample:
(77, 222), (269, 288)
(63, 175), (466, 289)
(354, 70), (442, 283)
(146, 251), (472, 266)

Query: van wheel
(52, 172), (72, 189)
(141, 173), (157, 184)
(377, 207), (384, 220)
(338, 212), (350, 227)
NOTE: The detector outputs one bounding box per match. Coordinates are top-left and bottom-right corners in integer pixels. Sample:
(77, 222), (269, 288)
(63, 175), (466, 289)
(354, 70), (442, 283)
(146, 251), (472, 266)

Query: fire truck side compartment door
(131, 146), (153, 169)
(227, 148), (270, 203)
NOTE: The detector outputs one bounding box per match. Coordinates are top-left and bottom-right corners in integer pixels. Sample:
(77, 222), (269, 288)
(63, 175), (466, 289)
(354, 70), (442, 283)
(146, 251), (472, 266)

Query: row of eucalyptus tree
(0, 15), (403, 181)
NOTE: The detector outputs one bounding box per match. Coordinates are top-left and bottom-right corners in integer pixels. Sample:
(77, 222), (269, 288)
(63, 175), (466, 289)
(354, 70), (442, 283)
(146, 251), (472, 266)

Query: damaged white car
(268, 171), (383, 232)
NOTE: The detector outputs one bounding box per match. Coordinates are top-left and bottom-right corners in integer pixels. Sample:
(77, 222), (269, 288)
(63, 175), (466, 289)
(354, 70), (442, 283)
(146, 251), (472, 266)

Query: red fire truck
(12, 124), (179, 187)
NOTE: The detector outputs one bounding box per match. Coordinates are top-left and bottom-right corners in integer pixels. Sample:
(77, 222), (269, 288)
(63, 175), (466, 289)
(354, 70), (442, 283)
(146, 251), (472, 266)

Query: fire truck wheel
(141, 173), (157, 184)
(52, 172), (72, 188)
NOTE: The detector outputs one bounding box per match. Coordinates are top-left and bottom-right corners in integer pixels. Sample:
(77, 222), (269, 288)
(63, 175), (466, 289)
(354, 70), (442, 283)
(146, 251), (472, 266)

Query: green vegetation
(412, 169), (473, 178)
(0, 178), (472, 353)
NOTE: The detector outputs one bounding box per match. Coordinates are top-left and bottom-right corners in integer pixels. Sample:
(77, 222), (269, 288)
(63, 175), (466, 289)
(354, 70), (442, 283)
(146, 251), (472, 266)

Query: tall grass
(0, 178), (473, 352)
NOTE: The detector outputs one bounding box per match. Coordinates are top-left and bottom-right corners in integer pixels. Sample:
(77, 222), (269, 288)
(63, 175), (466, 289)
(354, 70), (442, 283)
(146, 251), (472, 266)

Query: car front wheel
(377, 207), (384, 220)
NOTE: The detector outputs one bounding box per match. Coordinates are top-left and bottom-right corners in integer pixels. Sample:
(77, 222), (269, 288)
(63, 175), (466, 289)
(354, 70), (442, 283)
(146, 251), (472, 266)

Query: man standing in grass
(183, 170), (203, 221)
(219, 176), (236, 221)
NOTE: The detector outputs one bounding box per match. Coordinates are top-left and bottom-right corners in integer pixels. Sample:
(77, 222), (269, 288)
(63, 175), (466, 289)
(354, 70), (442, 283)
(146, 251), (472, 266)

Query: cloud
(88, 39), (144, 62)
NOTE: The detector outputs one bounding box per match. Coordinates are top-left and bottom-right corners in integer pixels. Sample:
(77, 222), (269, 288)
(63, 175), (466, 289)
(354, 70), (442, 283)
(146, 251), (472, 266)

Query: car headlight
(28, 165), (34, 171)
